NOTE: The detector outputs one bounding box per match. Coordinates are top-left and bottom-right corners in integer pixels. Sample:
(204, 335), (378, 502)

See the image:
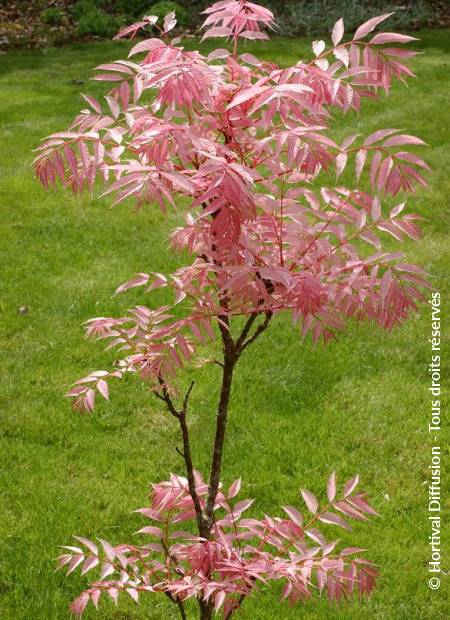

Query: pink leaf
(336, 152), (348, 177)
(67, 554), (84, 575)
(239, 30), (269, 40)
(115, 273), (150, 295)
(84, 389), (95, 412)
(370, 33), (418, 45)
(228, 478), (241, 499)
(98, 538), (115, 562)
(282, 505), (303, 526)
(163, 11), (176, 33)
(137, 525), (163, 537)
(344, 474), (360, 497)
(301, 489), (318, 514)
(383, 134), (426, 147)
(214, 591), (226, 612)
(73, 536), (98, 555)
(127, 588), (139, 602)
(318, 511), (350, 530)
(97, 380), (109, 401)
(202, 26), (233, 41)
(305, 528), (326, 546)
(312, 40), (326, 57)
(332, 18), (344, 47)
(99, 562), (115, 580)
(355, 149), (367, 182)
(81, 94), (102, 114)
(233, 499), (254, 514)
(353, 13), (394, 41)
(371, 196), (381, 221)
(364, 128), (398, 146)
(327, 471), (337, 502)
(81, 556), (99, 576)
(70, 592), (90, 617)
(333, 47), (349, 67)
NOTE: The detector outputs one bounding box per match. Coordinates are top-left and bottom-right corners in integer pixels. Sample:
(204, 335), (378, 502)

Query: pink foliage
(35, 1), (430, 410)
(202, 0), (275, 42)
(35, 2), (431, 616)
(59, 472), (378, 617)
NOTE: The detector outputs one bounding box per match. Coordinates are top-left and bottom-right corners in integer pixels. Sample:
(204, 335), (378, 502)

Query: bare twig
(234, 313), (257, 352)
(182, 381), (195, 413)
(155, 378), (207, 537)
(156, 378), (180, 419)
(240, 311), (272, 353)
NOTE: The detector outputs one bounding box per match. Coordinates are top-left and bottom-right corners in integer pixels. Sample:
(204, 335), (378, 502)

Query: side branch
(155, 379), (207, 537)
(239, 311), (272, 354)
(234, 313), (257, 352)
(154, 378), (180, 419)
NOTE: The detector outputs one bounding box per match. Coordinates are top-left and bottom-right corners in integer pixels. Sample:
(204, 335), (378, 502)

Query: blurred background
(0, 0), (449, 49)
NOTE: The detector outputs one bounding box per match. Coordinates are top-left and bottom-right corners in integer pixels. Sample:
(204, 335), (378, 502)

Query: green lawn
(0, 31), (449, 620)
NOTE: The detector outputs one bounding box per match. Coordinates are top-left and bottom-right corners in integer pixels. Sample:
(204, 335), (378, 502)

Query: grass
(0, 30), (449, 620)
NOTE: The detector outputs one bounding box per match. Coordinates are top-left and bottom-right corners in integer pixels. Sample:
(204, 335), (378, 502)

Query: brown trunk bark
(199, 600), (213, 620)
(204, 338), (236, 531)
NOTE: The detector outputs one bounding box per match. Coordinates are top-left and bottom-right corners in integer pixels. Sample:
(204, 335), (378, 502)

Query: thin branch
(155, 378), (207, 537)
(156, 377), (180, 419)
(178, 408), (206, 535)
(240, 311), (272, 353)
(182, 381), (195, 413)
(234, 313), (257, 352)
(176, 599), (188, 620)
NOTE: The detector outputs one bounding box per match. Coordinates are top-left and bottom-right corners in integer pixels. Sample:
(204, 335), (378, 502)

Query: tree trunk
(204, 346), (236, 530)
(199, 600), (213, 620)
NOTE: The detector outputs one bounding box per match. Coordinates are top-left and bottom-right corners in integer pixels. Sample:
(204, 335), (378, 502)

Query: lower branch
(178, 408), (208, 537)
(234, 313), (257, 351)
(239, 311), (272, 353)
(156, 380), (207, 537)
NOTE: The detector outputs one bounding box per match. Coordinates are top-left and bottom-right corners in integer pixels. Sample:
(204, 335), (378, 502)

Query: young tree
(35, 1), (430, 617)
